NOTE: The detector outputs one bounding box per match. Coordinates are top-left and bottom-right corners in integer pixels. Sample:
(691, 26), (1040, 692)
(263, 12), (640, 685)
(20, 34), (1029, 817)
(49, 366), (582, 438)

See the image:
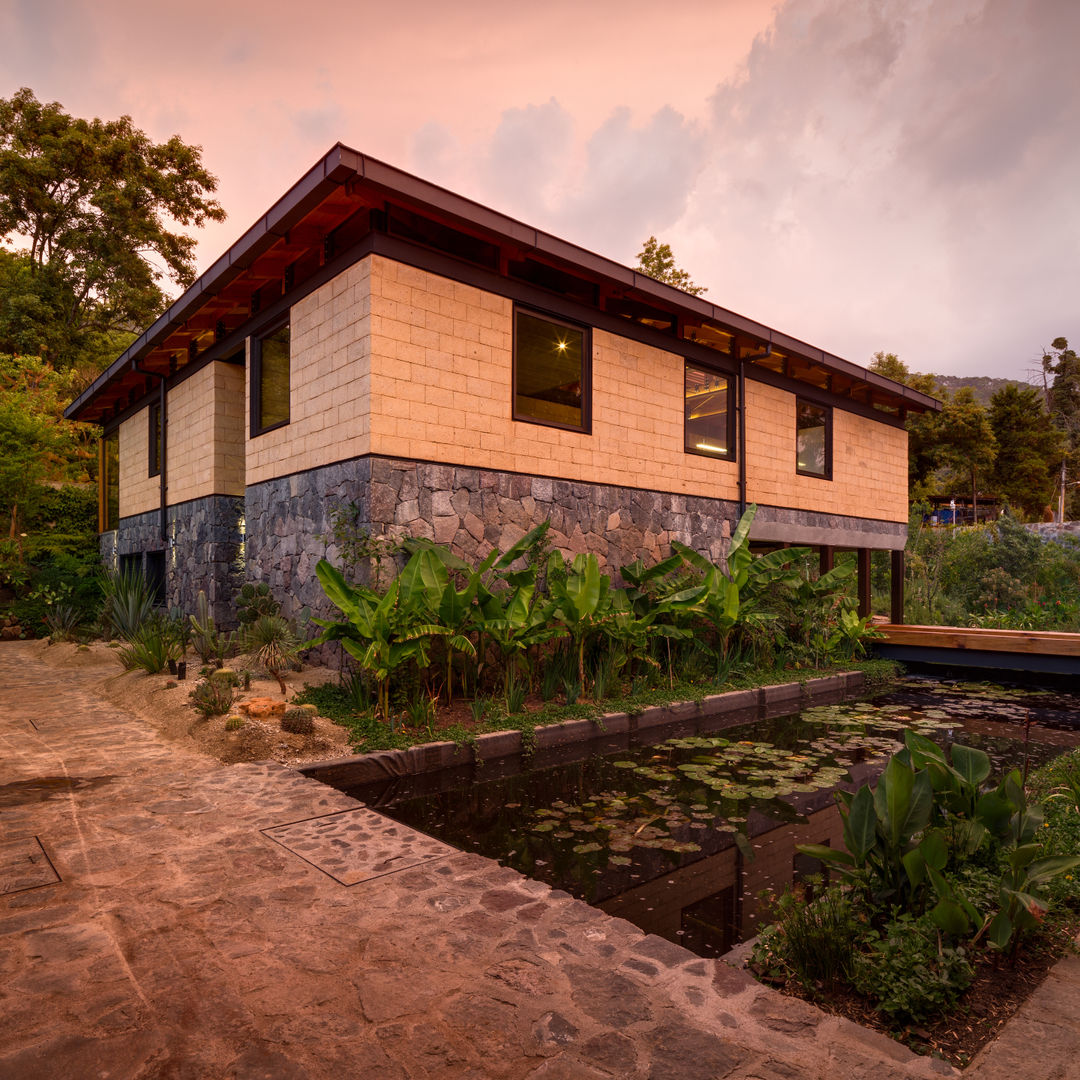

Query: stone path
(0, 641), (1069, 1079)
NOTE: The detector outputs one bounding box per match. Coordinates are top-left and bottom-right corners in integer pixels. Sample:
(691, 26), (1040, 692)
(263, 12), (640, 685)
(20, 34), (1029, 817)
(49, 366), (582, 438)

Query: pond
(331, 676), (1080, 958)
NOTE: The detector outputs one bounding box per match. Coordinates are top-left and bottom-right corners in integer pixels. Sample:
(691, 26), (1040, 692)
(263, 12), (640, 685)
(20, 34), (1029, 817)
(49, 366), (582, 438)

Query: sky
(3, 0), (1078, 381)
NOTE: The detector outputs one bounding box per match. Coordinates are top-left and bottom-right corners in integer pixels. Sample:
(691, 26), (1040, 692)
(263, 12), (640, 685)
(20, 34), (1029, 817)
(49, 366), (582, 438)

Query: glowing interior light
(555, 339), (569, 352)
(696, 442), (728, 454)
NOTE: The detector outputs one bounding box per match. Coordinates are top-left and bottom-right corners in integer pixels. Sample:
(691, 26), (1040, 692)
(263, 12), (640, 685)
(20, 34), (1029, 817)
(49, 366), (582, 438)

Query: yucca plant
(244, 615), (300, 695)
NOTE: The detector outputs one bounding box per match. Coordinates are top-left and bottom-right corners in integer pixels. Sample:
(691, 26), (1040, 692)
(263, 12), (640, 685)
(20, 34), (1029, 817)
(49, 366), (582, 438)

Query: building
(65, 145), (939, 627)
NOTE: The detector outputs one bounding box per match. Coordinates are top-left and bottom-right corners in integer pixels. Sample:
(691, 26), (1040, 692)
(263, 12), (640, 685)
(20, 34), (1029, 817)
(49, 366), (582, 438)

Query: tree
(938, 388), (997, 519)
(988, 384), (1063, 519)
(0, 88), (225, 368)
(0, 353), (92, 557)
(869, 351), (943, 501)
(635, 236), (707, 296)
(1042, 337), (1080, 520)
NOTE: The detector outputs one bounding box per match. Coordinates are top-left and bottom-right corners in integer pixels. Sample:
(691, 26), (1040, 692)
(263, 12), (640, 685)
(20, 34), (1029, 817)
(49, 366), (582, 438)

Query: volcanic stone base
(106, 495), (244, 626)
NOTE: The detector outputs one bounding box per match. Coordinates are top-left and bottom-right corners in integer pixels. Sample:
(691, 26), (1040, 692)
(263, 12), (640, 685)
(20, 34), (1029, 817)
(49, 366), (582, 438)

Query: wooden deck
(874, 623), (1080, 674)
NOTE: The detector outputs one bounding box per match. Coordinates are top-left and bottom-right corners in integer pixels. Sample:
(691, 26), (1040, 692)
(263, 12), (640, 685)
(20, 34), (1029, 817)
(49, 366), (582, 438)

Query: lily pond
(335, 677), (1080, 958)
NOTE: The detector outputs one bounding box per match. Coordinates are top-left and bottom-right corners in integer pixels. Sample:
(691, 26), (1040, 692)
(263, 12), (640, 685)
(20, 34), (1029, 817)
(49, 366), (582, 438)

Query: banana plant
(547, 552), (615, 689)
(306, 552), (453, 720)
(483, 579), (563, 696)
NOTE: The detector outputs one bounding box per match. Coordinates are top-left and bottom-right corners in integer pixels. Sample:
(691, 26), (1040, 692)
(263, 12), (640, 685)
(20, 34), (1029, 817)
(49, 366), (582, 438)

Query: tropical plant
(548, 552), (613, 690)
(43, 603), (82, 642)
(306, 550), (453, 720)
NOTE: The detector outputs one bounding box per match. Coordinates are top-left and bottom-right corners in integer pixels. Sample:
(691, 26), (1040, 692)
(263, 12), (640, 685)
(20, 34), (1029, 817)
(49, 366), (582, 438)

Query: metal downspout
(738, 357), (747, 515)
(134, 363), (168, 541)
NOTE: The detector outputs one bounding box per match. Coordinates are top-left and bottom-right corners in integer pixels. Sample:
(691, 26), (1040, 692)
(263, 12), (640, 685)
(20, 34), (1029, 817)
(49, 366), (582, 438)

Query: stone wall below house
(107, 495), (244, 626)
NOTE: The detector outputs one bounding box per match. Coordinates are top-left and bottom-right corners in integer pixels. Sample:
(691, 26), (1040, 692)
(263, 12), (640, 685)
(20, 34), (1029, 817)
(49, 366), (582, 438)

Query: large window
(513, 309), (588, 432)
(251, 321), (291, 435)
(796, 399), (831, 479)
(148, 400), (162, 477)
(100, 430), (119, 532)
(684, 363), (733, 458)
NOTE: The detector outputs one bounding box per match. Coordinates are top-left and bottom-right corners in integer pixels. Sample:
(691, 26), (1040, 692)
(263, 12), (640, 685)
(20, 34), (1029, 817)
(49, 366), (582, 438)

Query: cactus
(280, 707), (314, 736)
(224, 715), (245, 732)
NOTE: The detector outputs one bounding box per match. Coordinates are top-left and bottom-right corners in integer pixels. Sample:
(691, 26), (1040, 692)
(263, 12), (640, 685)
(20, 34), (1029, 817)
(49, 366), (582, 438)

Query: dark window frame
(512, 306), (592, 435)
(795, 397), (833, 480)
(148, 400), (162, 477)
(250, 318), (291, 437)
(683, 360), (736, 462)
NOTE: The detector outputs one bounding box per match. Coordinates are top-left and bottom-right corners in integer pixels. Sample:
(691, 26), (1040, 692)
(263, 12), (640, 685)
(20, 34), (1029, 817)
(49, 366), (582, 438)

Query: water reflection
(334, 677), (1080, 959)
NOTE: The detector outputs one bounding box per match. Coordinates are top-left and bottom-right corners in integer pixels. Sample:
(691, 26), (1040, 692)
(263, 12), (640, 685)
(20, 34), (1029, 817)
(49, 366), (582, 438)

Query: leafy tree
(0, 87), (225, 368)
(869, 351), (943, 501)
(635, 236), (707, 296)
(988, 384), (1063, 519)
(938, 388), (996, 518)
(0, 354), (91, 530)
(1042, 337), (1080, 519)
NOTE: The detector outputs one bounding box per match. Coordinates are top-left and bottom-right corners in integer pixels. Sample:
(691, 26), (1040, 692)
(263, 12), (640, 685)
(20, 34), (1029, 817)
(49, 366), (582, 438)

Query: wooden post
(890, 549), (905, 625)
(819, 545), (834, 576)
(857, 548), (872, 618)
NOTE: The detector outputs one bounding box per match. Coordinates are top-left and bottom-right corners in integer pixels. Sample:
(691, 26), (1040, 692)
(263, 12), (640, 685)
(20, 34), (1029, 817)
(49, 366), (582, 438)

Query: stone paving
(0, 641), (1072, 1079)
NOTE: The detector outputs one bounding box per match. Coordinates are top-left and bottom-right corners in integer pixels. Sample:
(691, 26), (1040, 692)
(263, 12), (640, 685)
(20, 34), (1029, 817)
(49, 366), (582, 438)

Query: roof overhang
(66, 143), (941, 425)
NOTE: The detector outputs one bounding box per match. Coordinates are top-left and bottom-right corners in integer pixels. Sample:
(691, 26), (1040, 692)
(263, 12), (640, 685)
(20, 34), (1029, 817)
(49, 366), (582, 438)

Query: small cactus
(224, 715), (245, 732)
(280, 707), (314, 735)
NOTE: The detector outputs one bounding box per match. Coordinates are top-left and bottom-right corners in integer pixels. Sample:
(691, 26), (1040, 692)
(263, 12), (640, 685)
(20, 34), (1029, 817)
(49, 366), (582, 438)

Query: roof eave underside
(65, 143), (941, 422)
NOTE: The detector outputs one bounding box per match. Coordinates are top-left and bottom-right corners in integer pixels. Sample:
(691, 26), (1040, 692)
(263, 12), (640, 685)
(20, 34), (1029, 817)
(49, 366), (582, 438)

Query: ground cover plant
(301, 504), (881, 748)
(749, 737), (1080, 1067)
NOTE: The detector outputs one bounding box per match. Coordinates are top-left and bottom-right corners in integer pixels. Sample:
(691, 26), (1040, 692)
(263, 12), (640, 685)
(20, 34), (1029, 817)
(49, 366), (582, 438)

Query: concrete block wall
(245, 258), (372, 486)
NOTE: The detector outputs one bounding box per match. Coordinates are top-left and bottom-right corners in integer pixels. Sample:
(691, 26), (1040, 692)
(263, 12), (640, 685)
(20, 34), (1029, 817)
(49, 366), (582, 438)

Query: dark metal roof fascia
(65, 141), (941, 420)
(65, 145), (357, 421)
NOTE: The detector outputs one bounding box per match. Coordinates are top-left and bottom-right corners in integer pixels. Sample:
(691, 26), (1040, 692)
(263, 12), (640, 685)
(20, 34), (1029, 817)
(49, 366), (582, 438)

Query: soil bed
(757, 915), (1079, 1069)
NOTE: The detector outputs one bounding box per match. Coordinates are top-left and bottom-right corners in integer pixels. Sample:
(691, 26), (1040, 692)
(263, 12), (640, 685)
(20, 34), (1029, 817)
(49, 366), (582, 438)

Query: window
(100, 430), (119, 532)
(148, 400), (162, 477)
(684, 363), (733, 458)
(251, 321), (290, 435)
(513, 309), (589, 432)
(796, 399), (831, 479)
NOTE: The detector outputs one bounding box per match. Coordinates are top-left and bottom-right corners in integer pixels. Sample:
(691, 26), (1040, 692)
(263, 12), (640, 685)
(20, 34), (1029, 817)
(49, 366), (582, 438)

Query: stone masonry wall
(243, 459), (372, 625)
(107, 495), (244, 626)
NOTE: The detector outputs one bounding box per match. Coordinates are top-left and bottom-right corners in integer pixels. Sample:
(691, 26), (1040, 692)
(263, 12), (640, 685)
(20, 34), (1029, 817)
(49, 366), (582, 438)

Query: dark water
(333, 677), (1080, 957)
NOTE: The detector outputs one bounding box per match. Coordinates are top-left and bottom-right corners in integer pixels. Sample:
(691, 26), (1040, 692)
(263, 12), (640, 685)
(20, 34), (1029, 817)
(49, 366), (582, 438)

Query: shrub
(850, 913), (975, 1023)
(189, 678), (234, 718)
(752, 885), (858, 992)
(116, 620), (175, 673)
(102, 566), (156, 641)
(44, 603), (84, 643)
(281, 707), (314, 735)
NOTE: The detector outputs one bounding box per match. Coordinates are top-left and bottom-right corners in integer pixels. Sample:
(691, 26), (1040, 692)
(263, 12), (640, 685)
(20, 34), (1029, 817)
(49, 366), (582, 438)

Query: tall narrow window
(684, 363), (733, 458)
(252, 321), (291, 435)
(796, 399), (831, 479)
(100, 430), (119, 531)
(148, 400), (162, 477)
(513, 309), (588, 432)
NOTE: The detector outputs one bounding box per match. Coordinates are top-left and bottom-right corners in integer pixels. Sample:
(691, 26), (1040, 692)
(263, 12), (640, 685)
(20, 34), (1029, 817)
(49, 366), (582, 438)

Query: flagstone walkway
(0, 641), (1073, 1078)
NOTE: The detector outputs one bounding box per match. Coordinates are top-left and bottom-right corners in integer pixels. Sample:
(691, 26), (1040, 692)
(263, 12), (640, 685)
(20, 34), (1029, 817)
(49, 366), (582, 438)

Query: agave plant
(102, 566), (156, 641)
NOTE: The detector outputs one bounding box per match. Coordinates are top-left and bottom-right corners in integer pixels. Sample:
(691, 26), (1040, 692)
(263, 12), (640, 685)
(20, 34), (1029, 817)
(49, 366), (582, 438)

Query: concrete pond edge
(300, 671), (866, 789)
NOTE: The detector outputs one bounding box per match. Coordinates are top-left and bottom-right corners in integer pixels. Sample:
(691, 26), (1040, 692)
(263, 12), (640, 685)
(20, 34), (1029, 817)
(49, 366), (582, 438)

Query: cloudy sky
(3, 0), (1077, 380)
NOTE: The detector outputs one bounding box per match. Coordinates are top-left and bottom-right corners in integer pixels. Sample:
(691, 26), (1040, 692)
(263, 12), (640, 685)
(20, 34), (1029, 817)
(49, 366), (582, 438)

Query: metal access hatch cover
(1, 836), (60, 895)
(262, 808), (455, 885)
